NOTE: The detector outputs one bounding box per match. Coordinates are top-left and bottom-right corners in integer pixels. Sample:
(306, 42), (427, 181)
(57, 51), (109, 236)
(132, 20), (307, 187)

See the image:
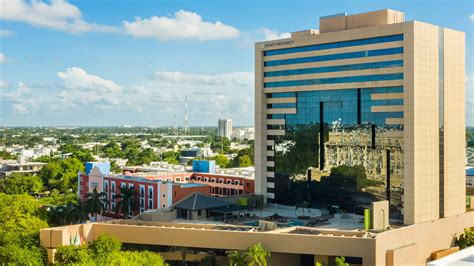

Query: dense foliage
(0, 193), (48, 264)
(226, 243), (270, 266)
(455, 228), (474, 249)
(54, 234), (167, 265)
(38, 157), (84, 192)
(0, 173), (43, 194)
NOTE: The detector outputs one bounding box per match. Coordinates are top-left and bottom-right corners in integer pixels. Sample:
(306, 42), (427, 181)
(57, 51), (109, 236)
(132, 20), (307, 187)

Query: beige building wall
(403, 21), (441, 224)
(254, 43), (268, 200)
(441, 28), (466, 217)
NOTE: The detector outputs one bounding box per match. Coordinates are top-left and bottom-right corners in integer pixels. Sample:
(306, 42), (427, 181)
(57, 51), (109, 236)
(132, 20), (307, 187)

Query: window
(267, 103), (296, 109)
(246, 183), (250, 188)
(148, 199), (153, 209)
(111, 202), (116, 212)
(267, 166), (275, 172)
(162, 193), (166, 198)
(264, 47), (403, 67)
(121, 183), (126, 189)
(104, 181), (109, 192)
(148, 187), (153, 199)
(162, 204), (166, 208)
(140, 198), (144, 208)
(264, 34), (403, 56)
(128, 183), (134, 189)
(264, 60), (403, 77)
(197, 210), (202, 216)
(140, 186), (145, 198)
(264, 73), (403, 88)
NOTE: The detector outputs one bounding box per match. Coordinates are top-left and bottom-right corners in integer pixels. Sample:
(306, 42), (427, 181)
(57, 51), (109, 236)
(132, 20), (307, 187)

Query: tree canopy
(38, 158), (84, 192)
(0, 173), (43, 194)
(0, 193), (49, 264)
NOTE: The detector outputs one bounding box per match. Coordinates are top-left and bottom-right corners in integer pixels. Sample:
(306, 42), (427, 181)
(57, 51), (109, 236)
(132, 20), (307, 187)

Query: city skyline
(1, 0), (473, 126)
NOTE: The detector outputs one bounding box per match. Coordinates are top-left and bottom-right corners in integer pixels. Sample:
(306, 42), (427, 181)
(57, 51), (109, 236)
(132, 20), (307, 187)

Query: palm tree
(86, 188), (109, 222)
(46, 205), (65, 226)
(246, 243), (270, 266)
(115, 186), (136, 219)
(73, 200), (90, 223)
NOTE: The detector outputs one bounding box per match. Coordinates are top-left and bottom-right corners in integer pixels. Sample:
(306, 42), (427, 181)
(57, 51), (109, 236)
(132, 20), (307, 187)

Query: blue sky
(0, 0), (473, 126)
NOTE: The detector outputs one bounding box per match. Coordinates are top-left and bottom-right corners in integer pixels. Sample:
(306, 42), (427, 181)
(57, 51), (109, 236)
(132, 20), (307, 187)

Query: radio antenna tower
(173, 114), (178, 134)
(184, 96), (189, 133)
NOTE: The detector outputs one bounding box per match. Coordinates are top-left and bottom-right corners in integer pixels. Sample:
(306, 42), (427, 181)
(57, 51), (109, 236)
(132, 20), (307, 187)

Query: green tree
(246, 243), (270, 266)
(227, 243), (270, 266)
(55, 245), (91, 264)
(86, 188), (109, 222)
(102, 141), (124, 158)
(0, 193), (48, 264)
(335, 256), (349, 266)
(89, 234), (121, 257)
(238, 155), (252, 167)
(211, 154), (230, 168)
(0, 173), (43, 194)
(227, 250), (247, 266)
(38, 158), (84, 192)
(115, 186), (137, 219)
(0, 150), (17, 160)
(455, 228), (474, 249)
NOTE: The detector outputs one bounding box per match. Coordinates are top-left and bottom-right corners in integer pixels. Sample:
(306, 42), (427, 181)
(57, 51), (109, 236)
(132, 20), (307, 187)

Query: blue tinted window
(264, 60), (403, 77)
(268, 92), (296, 98)
(268, 114), (285, 119)
(268, 103), (296, 108)
(264, 35), (403, 56)
(264, 73), (403, 88)
(282, 87), (404, 126)
(264, 47), (403, 67)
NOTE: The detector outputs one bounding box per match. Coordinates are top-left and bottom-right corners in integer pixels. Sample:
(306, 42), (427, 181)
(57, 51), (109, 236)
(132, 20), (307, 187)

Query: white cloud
(57, 67), (122, 93)
(0, 82), (40, 114)
(469, 14), (474, 22)
(153, 70), (253, 87)
(0, 52), (6, 63)
(0, 80), (8, 89)
(0, 29), (13, 37)
(123, 10), (239, 41)
(0, 0), (115, 34)
(259, 27), (291, 41)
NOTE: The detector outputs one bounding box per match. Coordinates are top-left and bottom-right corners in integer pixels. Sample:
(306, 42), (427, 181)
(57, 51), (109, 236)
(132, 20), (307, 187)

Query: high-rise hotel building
(255, 9), (465, 225)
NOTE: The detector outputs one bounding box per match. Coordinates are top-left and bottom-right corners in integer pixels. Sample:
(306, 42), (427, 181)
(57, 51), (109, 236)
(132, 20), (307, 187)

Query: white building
(231, 127), (255, 140)
(217, 118), (232, 139)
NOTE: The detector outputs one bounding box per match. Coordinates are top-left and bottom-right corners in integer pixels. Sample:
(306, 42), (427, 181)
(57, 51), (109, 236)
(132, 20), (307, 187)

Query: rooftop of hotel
(130, 201), (402, 234)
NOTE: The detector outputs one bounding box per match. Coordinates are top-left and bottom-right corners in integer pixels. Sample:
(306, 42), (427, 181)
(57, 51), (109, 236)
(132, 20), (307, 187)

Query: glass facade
(264, 73), (403, 88)
(264, 60), (403, 77)
(264, 34), (403, 56)
(268, 87), (404, 219)
(264, 47), (403, 67)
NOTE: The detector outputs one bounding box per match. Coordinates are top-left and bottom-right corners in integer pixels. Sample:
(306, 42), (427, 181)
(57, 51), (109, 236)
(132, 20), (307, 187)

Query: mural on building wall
(69, 225), (86, 246)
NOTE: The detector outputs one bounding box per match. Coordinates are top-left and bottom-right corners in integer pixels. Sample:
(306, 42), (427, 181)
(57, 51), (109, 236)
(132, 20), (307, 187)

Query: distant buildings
(0, 161), (45, 178)
(217, 118), (232, 139)
(78, 161), (254, 218)
(231, 127), (255, 140)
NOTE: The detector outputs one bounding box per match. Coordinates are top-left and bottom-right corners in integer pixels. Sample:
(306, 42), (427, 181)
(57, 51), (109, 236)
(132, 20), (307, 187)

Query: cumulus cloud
(0, 0), (115, 34)
(0, 82), (40, 114)
(57, 67), (122, 93)
(123, 10), (239, 41)
(153, 70), (253, 87)
(0, 52), (6, 63)
(259, 27), (291, 41)
(470, 14), (474, 22)
(0, 29), (13, 37)
(0, 80), (8, 89)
